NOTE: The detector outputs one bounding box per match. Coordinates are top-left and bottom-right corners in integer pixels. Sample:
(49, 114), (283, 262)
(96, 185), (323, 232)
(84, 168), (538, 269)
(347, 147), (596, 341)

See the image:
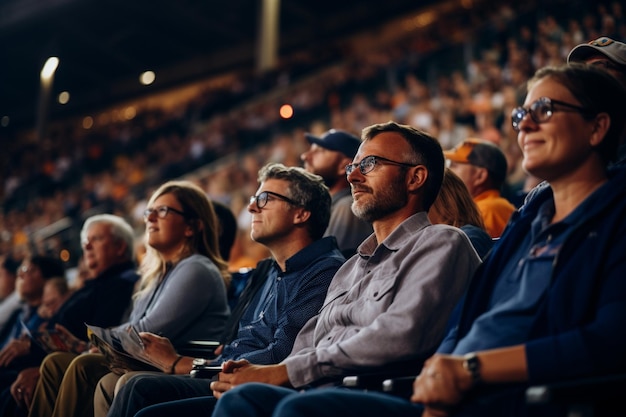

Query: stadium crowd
(0, 0), (621, 274)
(0, 0), (625, 416)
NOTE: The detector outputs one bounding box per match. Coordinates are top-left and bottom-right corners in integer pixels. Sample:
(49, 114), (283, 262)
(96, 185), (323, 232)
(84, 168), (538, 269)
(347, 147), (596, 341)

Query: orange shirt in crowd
(474, 189), (516, 238)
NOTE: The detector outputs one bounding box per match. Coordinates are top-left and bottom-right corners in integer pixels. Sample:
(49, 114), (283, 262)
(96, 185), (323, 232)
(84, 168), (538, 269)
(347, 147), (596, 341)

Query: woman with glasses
(231, 63), (626, 417)
(28, 180), (231, 417)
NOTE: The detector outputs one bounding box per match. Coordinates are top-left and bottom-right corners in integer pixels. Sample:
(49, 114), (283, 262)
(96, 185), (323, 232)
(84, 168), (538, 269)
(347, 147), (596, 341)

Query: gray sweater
(121, 254), (229, 347)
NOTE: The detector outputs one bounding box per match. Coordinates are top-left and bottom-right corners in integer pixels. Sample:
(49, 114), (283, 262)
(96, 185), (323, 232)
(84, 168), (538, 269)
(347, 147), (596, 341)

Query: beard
(351, 176), (407, 222)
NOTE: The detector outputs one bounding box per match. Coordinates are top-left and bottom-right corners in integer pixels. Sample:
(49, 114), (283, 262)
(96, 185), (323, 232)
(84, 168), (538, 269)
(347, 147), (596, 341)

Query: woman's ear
(589, 112), (611, 147)
(185, 220), (203, 237)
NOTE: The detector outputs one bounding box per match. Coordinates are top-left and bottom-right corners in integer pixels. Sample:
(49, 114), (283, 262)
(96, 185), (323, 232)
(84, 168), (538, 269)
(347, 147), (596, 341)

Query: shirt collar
(357, 211), (430, 256)
(282, 236), (341, 273)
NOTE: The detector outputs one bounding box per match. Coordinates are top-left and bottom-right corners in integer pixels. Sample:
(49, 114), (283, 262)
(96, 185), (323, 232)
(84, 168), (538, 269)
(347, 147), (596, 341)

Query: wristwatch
(192, 358), (209, 368)
(462, 352), (481, 385)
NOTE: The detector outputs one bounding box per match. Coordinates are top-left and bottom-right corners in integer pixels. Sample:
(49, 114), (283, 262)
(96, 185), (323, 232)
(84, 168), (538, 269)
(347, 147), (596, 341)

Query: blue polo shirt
(453, 188), (602, 354)
(218, 236), (344, 364)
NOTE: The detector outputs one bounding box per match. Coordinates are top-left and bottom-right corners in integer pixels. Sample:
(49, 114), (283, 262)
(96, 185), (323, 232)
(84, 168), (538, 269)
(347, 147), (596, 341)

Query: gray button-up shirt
(283, 212), (482, 388)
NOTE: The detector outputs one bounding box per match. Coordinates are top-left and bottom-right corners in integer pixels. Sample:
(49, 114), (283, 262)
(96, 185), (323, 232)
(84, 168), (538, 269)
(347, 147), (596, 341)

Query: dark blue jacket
(455, 166), (626, 384)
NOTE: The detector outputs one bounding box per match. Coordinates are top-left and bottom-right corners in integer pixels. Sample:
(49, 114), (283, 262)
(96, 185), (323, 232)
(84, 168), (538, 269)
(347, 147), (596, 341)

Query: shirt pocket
(366, 274), (397, 302)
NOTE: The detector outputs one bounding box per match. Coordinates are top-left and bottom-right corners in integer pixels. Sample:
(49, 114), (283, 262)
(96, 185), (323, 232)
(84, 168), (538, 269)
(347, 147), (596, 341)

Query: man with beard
(301, 129), (372, 256)
(126, 121), (481, 417)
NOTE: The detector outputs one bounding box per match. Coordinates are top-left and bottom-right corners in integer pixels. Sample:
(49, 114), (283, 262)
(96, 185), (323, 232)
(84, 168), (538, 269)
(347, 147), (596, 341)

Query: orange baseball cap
(443, 138), (508, 183)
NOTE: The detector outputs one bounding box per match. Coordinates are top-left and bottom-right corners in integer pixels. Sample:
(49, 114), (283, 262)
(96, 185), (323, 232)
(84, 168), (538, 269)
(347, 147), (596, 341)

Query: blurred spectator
(0, 256), (65, 350)
(0, 214), (140, 417)
(567, 36), (626, 163)
(0, 0), (624, 285)
(0, 257), (23, 342)
(301, 129), (372, 256)
(444, 138), (516, 238)
(37, 278), (71, 320)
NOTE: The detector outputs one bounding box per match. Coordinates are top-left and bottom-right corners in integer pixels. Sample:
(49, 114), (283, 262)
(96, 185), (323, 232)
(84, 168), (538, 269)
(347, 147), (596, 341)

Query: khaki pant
(28, 352), (109, 417)
(93, 371), (160, 417)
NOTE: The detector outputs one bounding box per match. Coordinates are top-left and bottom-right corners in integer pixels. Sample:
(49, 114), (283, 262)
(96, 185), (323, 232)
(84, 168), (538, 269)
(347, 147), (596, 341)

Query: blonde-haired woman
(28, 180), (230, 417)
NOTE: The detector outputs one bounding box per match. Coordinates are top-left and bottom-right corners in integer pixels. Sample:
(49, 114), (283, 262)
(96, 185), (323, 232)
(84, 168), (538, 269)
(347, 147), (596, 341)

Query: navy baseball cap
(305, 129), (362, 159)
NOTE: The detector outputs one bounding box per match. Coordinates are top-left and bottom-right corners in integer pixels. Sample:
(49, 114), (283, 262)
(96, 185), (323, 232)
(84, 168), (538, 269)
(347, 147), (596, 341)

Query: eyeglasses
(345, 155), (417, 176)
(143, 205), (186, 221)
(511, 97), (591, 132)
(249, 191), (300, 209)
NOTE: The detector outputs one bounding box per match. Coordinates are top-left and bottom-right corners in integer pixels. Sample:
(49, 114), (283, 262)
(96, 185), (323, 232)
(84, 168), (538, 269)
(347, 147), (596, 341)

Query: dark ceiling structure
(0, 0), (430, 131)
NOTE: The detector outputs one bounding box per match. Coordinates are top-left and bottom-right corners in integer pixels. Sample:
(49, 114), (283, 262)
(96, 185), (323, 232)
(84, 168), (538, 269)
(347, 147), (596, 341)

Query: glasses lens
(511, 107), (526, 131)
(531, 98), (552, 123)
(360, 156), (376, 174)
(346, 164), (354, 176)
(258, 192), (268, 208)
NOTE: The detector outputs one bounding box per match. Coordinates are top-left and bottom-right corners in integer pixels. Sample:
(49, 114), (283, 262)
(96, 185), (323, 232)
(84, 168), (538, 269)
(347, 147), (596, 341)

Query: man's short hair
(444, 139), (508, 188)
(81, 214), (135, 261)
(258, 163), (331, 240)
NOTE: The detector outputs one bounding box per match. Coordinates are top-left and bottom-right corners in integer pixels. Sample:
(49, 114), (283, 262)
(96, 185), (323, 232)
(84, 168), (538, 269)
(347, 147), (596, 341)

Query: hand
(210, 359), (251, 398)
(0, 337), (31, 367)
(11, 367), (40, 410)
(410, 355), (472, 415)
(220, 358), (251, 374)
(54, 324), (87, 353)
(213, 344), (224, 356)
(210, 361), (290, 399)
(138, 332), (178, 372)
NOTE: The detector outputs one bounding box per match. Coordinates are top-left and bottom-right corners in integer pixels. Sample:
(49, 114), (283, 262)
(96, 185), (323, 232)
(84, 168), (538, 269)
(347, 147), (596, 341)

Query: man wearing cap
(301, 129), (372, 256)
(444, 138), (515, 238)
(568, 36), (626, 164)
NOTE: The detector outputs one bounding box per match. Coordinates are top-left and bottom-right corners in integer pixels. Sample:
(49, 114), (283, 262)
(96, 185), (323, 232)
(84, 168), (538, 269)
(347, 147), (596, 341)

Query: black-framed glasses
(511, 97), (592, 132)
(345, 155), (417, 176)
(249, 191), (300, 209)
(143, 205), (186, 221)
